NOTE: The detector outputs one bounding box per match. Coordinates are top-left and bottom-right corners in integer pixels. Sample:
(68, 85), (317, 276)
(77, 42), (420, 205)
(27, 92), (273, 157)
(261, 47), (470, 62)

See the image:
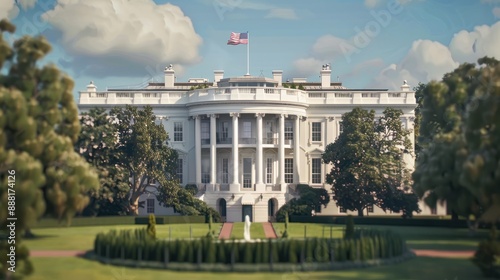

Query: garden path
(218, 222), (233, 239)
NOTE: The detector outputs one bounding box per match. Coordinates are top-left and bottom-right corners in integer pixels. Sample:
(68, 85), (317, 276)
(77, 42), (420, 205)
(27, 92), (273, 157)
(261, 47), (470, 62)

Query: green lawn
(230, 222), (267, 239)
(27, 255), (484, 280)
(24, 224), (222, 251)
(272, 223), (489, 251)
(22, 222), (490, 279)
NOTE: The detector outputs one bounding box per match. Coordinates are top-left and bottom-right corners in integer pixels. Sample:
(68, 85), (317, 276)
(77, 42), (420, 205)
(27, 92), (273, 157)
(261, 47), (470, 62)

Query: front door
(242, 205), (253, 222)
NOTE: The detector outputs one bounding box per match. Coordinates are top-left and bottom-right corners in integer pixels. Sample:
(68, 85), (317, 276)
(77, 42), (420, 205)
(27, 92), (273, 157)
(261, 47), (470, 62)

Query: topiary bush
(472, 226), (500, 278)
(344, 215), (355, 239)
(93, 228), (409, 266)
(282, 212), (289, 238)
(147, 214), (156, 239)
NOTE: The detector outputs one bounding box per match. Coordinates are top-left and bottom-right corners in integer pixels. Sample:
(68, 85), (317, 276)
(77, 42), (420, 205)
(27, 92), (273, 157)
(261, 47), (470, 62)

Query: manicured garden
(22, 221), (491, 279)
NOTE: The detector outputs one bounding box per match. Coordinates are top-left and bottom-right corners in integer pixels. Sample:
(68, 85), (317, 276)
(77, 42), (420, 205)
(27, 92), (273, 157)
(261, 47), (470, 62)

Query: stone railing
(79, 87), (415, 105)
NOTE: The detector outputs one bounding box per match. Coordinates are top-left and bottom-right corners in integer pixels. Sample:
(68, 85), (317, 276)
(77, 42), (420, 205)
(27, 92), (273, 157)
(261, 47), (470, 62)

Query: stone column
(194, 115), (201, 184)
(210, 114), (217, 187)
(256, 113), (265, 192)
(230, 113), (240, 189)
(294, 115), (300, 184)
(278, 114), (286, 185)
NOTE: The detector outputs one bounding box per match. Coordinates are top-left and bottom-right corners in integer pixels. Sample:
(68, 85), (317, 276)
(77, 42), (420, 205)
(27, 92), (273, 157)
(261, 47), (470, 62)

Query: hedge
(290, 216), (495, 228)
(135, 216), (205, 225)
(93, 228), (408, 266)
(33, 215), (206, 228)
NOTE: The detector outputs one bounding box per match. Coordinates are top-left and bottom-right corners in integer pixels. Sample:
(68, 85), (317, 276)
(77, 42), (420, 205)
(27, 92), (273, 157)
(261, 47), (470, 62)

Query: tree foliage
(109, 105), (179, 215)
(413, 57), (500, 223)
(323, 107), (418, 217)
(0, 19), (98, 278)
(76, 108), (129, 216)
(275, 184), (330, 221)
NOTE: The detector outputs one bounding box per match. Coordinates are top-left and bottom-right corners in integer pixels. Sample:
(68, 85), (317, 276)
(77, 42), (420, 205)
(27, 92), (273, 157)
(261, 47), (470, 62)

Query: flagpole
(246, 31), (250, 75)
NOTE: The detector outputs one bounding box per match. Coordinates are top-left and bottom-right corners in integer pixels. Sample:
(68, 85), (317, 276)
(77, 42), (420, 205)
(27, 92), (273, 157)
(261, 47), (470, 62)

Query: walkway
(218, 222), (233, 239)
(413, 249), (475, 258)
(29, 249), (476, 259)
(31, 250), (86, 257)
(262, 222), (278, 238)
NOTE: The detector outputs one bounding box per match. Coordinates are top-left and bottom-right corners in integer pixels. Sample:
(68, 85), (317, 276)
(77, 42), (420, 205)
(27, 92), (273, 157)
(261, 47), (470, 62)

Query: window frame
(174, 122), (183, 142)
(176, 158), (183, 184)
(311, 122), (322, 142)
(284, 158), (294, 183)
(146, 198), (155, 214)
(311, 158), (322, 184)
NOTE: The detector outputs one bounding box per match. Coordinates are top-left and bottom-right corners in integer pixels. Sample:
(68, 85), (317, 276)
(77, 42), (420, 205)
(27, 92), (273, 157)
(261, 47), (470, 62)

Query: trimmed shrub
(472, 226), (500, 278)
(344, 215), (355, 239)
(147, 214), (156, 239)
(93, 227), (409, 266)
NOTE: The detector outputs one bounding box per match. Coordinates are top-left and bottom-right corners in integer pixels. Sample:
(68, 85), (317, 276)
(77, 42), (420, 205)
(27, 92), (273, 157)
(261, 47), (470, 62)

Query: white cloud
(42, 0), (202, 77)
(265, 8), (298, 20)
(17, 0), (37, 9)
(370, 21), (500, 90)
(449, 21), (500, 64)
(364, 0), (421, 8)
(289, 57), (323, 78)
(493, 7), (500, 18)
(365, 0), (382, 8)
(0, 0), (19, 19)
(289, 35), (353, 78)
(371, 40), (458, 89)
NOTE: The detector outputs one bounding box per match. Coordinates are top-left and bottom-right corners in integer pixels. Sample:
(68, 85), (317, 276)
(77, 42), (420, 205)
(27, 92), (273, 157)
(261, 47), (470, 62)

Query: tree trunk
(451, 211), (459, 221)
(128, 193), (141, 215)
(24, 228), (35, 239)
(357, 208), (364, 217)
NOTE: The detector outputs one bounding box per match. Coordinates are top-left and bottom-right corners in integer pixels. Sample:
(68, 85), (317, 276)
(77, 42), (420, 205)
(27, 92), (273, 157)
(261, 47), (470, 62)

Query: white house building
(78, 64), (446, 222)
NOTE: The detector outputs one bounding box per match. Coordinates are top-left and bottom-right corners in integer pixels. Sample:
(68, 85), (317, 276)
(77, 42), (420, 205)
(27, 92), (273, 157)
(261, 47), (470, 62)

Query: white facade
(78, 65), (446, 222)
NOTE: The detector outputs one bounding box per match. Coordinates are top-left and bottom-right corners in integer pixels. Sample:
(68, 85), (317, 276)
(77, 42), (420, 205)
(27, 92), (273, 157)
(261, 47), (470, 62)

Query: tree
(275, 184), (330, 221)
(0, 19), (98, 278)
(413, 82), (426, 160)
(459, 57), (500, 223)
(412, 58), (499, 226)
(323, 107), (418, 216)
(109, 105), (179, 215)
(76, 108), (130, 216)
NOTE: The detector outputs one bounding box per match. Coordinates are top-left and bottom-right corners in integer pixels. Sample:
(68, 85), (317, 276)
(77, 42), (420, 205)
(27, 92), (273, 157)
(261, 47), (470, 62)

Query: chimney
(320, 64), (331, 88)
(272, 70), (283, 86)
(164, 64), (175, 88)
(401, 80), (410, 91)
(86, 81), (97, 92)
(213, 70), (224, 86)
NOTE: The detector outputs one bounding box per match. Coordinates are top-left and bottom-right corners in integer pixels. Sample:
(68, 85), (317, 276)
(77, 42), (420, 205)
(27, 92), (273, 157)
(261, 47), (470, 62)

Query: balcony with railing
(80, 87), (415, 106)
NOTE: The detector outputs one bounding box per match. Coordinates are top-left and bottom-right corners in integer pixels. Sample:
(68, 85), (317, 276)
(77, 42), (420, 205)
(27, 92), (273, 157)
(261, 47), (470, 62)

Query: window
(243, 158), (252, 188)
(266, 158), (273, 184)
(146, 199), (155, 213)
(220, 121), (229, 141)
(242, 121), (252, 138)
(312, 122), (321, 142)
(222, 158), (229, 184)
(367, 204), (374, 213)
(201, 122), (209, 142)
(176, 158), (183, 184)
(265, 122), (274, 144)
(284, 158), (293, 183)
(339, 206), (346, 213)
(285, 121), (293, 140)
(311, 158), (322, 184)
(174, 122), (183, 142)
(339, 122), (344, 135)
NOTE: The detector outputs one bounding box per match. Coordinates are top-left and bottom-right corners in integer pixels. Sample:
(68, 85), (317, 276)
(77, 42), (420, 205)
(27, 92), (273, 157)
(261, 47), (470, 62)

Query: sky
(1, 0), (500, 99)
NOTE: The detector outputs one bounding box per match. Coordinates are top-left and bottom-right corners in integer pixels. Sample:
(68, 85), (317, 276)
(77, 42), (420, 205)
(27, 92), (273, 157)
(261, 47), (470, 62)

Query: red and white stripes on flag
(227, 32), (248, 45)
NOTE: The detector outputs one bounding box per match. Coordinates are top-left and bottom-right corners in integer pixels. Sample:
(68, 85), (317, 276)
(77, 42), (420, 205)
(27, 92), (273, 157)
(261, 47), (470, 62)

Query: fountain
(243, 215), (251, 241)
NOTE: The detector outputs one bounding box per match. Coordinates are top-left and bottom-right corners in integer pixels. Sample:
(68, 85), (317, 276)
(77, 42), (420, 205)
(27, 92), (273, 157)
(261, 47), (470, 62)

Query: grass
(27, 255), (483, 280)
(230, 222), (267, 239)
(22, 222), (490, 279)
(271, 222), (489, 251)
(24, 224), (222, 251)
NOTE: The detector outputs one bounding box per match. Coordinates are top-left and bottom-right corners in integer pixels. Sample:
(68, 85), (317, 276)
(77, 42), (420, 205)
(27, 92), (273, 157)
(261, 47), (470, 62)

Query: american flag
(227, 32), (248, 45)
